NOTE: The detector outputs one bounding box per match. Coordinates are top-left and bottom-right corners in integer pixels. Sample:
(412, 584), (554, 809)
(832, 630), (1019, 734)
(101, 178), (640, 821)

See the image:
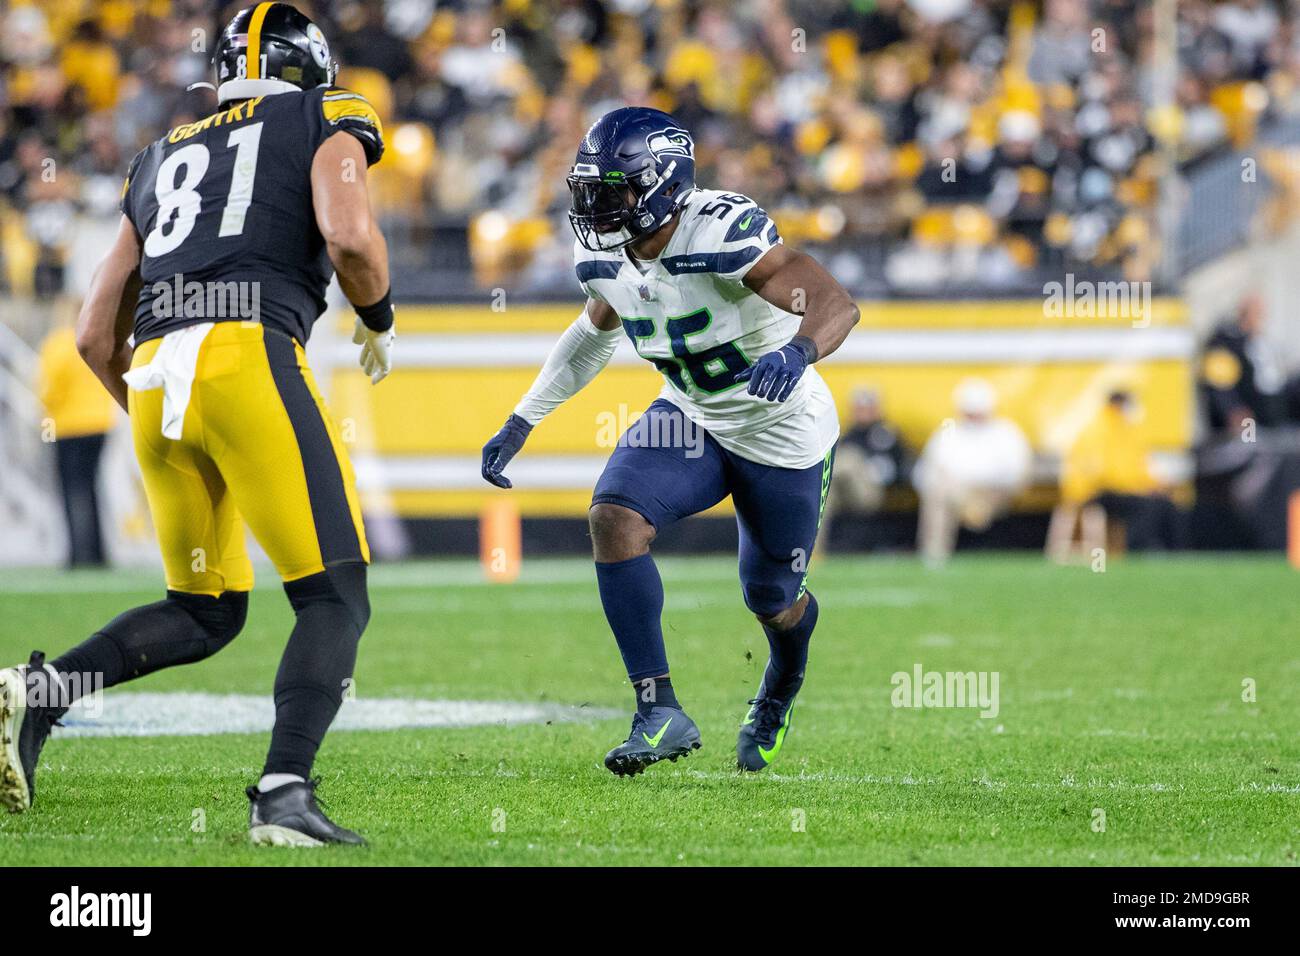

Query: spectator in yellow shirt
(38, 324), (118, 567)
(1048, 390), (1182, 559)
(59, 20), (121, 112)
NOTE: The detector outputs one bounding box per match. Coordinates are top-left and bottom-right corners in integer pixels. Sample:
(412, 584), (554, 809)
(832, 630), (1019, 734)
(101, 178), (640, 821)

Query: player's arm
(736, 244), (860, 402)
(311, 130), (394, 383)
(481, 297), (621, 488)
(76, 214), (142, 411)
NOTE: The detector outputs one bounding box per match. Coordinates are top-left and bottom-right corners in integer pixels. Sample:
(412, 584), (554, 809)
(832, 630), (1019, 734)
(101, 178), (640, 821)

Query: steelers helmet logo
(306, 22), (330, 69)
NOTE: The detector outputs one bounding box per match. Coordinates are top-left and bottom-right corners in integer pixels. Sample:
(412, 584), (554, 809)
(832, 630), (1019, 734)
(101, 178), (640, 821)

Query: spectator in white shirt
(914, 378), (1032, 564)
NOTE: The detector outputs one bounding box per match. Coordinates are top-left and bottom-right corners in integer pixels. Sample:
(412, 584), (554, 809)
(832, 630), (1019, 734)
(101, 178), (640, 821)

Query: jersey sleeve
(691, 194), (782, 286)
(315, 86), (385, 166)
(573, 238), (620, 302)
(119, 147), (149, 235)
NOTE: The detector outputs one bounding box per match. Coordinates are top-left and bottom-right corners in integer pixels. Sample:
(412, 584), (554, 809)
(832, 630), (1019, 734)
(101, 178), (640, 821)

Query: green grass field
(1, 554), (1297, 866)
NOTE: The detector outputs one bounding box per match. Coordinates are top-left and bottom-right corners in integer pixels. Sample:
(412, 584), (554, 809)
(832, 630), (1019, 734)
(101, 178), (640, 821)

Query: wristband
(355, 289), (394, 332)
(790, 334), (819, 364)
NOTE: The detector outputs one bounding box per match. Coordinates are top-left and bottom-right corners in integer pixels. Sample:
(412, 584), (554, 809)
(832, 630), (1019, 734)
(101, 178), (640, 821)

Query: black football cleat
(736, 662), (803, 773)
(0, 652), (65, 813)
(603, 706), (702, 777)
(247, 779), (366, 847)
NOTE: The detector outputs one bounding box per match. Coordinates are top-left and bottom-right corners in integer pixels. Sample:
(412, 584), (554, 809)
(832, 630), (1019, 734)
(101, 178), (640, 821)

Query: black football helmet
(213, 2), (337, 104)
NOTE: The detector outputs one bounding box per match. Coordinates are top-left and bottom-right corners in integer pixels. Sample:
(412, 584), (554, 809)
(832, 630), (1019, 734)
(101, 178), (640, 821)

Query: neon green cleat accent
(642, 717), (672, 748)
(737, 664), (804, 772)
(756, 705), (794, 764)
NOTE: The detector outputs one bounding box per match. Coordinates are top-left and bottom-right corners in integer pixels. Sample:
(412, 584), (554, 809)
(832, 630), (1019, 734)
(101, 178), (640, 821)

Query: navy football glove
(734, 336), (818, 402)
(482, 413), (534, 488)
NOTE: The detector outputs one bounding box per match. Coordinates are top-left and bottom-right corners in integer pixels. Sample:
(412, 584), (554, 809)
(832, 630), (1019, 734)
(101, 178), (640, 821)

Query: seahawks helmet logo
(646, 128), (694, 161)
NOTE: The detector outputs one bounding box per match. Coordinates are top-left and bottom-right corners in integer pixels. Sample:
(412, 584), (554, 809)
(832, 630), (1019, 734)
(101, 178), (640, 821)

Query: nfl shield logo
(638, 284), (651, 301)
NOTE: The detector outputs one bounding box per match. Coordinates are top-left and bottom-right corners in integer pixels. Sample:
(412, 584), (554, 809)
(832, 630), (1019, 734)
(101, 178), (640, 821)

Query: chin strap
(631, 160), (679, 231)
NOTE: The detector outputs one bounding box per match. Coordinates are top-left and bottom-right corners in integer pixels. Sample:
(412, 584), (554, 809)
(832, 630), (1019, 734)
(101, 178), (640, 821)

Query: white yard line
(56, 692), (620, 738)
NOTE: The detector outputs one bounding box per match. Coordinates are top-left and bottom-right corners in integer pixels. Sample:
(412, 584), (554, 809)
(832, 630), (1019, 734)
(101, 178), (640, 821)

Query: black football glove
(481, 413), (534, 489)
(734, 335), (818, 403)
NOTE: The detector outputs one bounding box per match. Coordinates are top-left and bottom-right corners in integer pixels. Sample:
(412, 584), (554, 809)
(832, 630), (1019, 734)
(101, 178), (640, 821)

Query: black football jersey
(121, 85), (384, 345)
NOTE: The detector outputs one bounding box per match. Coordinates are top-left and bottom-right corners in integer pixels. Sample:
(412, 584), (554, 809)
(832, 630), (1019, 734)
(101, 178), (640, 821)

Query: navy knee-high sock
(761, 593), (819, 694)
(595, 553), (670, 685)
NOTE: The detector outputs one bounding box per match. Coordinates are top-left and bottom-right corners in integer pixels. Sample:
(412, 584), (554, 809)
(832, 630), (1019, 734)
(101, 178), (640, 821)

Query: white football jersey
(575, 188), (839, 469)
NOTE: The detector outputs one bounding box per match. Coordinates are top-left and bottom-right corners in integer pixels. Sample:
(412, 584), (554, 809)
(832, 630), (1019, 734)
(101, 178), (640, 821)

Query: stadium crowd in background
(1, 0), (1299, 301)
(6, 0), (1300, 562)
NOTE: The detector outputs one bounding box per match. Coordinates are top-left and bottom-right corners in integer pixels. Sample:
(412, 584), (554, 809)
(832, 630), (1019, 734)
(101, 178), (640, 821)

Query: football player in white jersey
(482, 108), (859, 775)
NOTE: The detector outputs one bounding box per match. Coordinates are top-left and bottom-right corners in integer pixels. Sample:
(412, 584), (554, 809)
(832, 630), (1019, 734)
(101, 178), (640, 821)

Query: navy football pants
(592, 399), (834, 617)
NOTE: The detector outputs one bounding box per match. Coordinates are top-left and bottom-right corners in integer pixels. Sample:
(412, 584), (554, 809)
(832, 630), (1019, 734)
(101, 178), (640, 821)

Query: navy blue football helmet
(567, 107), (697, 251)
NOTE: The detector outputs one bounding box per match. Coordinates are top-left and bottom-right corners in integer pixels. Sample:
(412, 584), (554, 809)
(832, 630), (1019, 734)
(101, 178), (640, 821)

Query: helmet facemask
(568, 160), (687, 252)
(567, 173), (640, 252)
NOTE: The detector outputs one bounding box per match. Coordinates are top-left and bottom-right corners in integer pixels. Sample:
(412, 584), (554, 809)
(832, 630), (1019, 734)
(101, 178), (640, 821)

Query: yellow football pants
(129, 322), (369, 596)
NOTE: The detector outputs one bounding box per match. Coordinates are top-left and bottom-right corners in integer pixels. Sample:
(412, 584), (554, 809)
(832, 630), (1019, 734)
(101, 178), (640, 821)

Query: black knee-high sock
(761, 593), (819, 695)
(264, 564), (369, 779)
(49, 590), (248, 703)
(594, 552), (669, 683)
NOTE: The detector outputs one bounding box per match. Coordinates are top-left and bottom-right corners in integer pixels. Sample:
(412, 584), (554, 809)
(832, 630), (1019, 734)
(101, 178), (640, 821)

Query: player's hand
(734, 336), (817, 402)
(482, 413), (534, 488)
(352, 317), (395, 384)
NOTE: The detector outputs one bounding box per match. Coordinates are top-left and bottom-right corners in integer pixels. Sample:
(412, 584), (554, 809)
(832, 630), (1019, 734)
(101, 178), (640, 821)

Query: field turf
(0, 554), (1296, 866)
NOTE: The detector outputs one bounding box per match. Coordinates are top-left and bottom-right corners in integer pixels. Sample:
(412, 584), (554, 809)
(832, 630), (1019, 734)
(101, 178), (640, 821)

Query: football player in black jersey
(0, 3), (392, 846)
